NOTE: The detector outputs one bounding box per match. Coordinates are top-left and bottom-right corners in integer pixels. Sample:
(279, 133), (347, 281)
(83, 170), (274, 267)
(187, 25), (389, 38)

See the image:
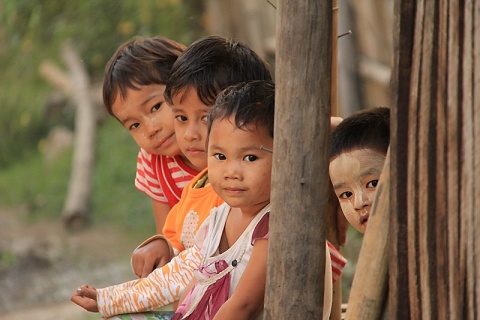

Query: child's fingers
(71, 285), (99, 312)
(141, 258), (157, 278)
(76, 285), (98, 300)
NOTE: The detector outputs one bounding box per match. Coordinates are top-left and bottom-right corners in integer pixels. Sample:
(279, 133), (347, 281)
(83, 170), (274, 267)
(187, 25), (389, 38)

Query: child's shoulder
(189, 168), (209, 189)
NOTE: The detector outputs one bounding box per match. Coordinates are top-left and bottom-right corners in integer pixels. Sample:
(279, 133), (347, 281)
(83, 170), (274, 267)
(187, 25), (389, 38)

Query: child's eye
(366, 180), (379, 188)
(128, 123), (140, 130)
(214, 153), (226, 160)
(339, 191), (352, 199)
(151, 103), (162, 112)
(243, 155), (258, 162)
(175, 115), (188, 122)
(201, 115), (209, 123)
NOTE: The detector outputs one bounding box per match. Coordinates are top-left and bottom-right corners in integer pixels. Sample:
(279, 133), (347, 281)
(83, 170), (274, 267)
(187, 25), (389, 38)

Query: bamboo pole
(345, 150), (390, 319)
(328, 1), (343, 320)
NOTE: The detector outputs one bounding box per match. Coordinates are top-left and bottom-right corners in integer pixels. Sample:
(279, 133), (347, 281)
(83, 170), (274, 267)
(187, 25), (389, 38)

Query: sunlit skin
(207, 117), (273, 218)
(170, 88), (211, 171)
(329, 148), (385, 234)
(112, 84), (180, 157)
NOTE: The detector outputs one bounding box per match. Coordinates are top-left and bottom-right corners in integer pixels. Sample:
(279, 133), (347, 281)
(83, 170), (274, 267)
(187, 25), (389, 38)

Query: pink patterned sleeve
(251, 212), (270, 245)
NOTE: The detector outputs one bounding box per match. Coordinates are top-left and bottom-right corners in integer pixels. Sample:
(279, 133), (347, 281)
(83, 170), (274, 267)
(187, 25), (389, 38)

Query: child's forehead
(173, 86), (197, 102)
(213, 117), (269, 135)
(330, 148), (385, 172)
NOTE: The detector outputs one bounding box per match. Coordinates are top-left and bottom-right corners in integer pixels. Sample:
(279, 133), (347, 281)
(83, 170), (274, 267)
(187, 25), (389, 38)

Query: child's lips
(224, 187), (245, 195)
(187, 147), (205, 154)
(359, 210), (369, 225)
(157, 134), (174, 149)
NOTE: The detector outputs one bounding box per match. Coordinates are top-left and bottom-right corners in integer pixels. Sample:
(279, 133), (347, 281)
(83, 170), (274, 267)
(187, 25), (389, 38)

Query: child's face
(170, 88), (211, 171)
(329, 148), (385, 233)
(112, 84), (179, 157)
(208, 117), (273, 216)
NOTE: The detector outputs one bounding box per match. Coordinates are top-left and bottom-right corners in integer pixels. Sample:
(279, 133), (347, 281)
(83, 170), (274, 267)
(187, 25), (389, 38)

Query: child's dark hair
(330, 107), (390, 159)
(164, 35), (272, 107)
(207, 80), (275, 140)
(103, 36), (185, 117)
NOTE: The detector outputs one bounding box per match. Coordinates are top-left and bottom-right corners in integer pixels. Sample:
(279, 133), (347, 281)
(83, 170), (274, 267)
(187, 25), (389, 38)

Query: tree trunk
(60, 42), (96, 230)
(264, 1), (332, 319)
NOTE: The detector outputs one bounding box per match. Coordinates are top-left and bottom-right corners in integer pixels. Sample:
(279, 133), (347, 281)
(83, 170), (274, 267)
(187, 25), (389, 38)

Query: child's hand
(131, 239), (172, 278)
(71, 284), (99, 312)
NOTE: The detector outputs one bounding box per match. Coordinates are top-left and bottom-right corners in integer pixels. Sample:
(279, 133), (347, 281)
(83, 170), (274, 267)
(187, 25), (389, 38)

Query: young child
(329, 107), (390, 234)
(71, 35), (273, 317)
(172, 80), (275, 319)
(173, 80), (341, 320)
(103, 36), (199, 233)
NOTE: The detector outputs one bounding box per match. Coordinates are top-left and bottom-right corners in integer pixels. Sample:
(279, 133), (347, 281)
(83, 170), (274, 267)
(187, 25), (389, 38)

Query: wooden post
(264, 1), (332, 319)
(389, 0), (480, 318)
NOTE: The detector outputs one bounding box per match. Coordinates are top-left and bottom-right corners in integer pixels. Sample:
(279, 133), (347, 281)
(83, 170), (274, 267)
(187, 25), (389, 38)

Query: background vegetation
(0, 0), (205, 231)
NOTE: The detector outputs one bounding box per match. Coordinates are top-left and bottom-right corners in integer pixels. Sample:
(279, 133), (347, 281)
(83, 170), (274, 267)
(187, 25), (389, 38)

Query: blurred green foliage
(0, 0), (205, 229)
(0, 0), (204, 168)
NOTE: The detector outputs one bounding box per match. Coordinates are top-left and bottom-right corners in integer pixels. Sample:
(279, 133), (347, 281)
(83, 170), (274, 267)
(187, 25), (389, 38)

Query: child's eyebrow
(140, 93), (162, 107)
(359, 168), (383, 179)
(332, 182), (346, 191)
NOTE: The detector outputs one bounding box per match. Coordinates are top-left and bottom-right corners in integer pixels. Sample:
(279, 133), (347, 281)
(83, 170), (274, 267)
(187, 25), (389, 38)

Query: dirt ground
(0, 206), (146, 320)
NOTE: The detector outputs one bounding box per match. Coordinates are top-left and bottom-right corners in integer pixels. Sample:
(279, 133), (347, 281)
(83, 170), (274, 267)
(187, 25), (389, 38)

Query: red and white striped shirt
(135, 148), (199, 207)
(327, 240), (347, 284)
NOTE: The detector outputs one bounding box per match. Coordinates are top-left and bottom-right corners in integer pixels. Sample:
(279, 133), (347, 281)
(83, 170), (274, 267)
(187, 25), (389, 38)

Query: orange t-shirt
(163, 168), (224, 254)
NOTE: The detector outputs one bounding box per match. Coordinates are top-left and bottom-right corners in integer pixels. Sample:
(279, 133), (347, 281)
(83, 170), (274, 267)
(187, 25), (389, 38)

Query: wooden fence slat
(388, 0), (479, 318)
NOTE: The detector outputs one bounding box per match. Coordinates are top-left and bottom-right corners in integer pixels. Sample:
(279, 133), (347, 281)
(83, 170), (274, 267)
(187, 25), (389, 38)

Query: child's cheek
(340, 202), (363, 233)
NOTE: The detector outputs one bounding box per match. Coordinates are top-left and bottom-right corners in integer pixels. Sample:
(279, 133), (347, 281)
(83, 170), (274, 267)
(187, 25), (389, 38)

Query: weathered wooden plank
(264, 0), (332, 318)
(389, 0), (480, 318)
(389, 0), (415, 318)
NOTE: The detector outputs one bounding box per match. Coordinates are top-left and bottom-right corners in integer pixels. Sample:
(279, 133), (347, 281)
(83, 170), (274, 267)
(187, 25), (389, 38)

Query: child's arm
(213, 239), (268, 320)
(131, 200), (183, 277)
(174, 276), (198, 314)
(94, 246), (202, 318)
(131, 234), (174, 278)
(152, 200), (171, 234)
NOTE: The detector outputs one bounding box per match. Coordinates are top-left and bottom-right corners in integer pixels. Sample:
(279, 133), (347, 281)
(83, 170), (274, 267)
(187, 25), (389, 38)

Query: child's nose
(353, 191), (371, 210)
(184, 122), (201, 141)
(145, 118), (160, 137)
(224, 162), (242, 180)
